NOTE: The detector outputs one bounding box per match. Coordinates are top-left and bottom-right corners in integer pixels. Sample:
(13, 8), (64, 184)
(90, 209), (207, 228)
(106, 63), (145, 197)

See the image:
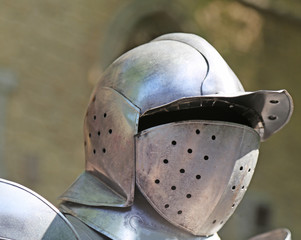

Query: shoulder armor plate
(0, 178), (80, 240)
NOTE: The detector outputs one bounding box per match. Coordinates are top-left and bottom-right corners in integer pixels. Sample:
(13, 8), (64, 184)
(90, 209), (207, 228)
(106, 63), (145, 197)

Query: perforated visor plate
(135, 120), (260, 236)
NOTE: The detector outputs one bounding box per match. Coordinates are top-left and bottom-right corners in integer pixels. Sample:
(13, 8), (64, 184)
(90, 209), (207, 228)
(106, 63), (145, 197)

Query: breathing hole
(97, 131), (100, 136)
(104, 113), (107, 118)
(172, 140), (177, 145)
(268, 115), (277, 120)
(196, 129), (200, 134)
(89, 133), (91, 138)
(212, 135), (216, 140)
(196, 175), (201, 179)
(242, 186), (245, 189)
(155, 179), (160, 184)
(177, 210), (182, 215)
(204, 155), (209, 160)
(163, 159), (169, 164)
(92, 96), (96, 102)
(93, 115), (96, 120)
(212, 220), (216, 224)
(93, 149), (96, 154)
(232, 204), (235, 208)
(240, 166), (243, 171)
(180, 169), (185, 173)
(186, 194), (192, 198)
(232, 186), (236, 190)
(171, 186), (176, 190)
(248, 168), (251, 172)
(84, 141), (87, 146)
(165, 204), (169, 208)
(102, 148), (106, 153)
(270, 100), (279, 104)
(187, 148), (192, 154)
(220, 221), (224, 224)
(109, 129), (112, 134)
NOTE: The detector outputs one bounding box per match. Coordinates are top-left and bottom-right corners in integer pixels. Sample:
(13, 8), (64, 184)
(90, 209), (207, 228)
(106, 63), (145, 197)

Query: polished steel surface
(74, 32), (293, 209)
(140, 90), (292, 141)
(66, 214), (110, 240)
(59, 171), (127, 207)
(100, 40), (208, 113)
(249, 228), (291, 240)
(60, 33), (294, 238)
(96, 32), (292, 140)
(83, 87), (140, 207)
(0, 178), (79, 240)
(60, 187), (221, 240)
(153, 33), (244, 96)
(136, 120), (260, 236)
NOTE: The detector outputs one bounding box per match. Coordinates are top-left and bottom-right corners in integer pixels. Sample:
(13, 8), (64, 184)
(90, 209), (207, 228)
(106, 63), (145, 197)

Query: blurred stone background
(0, 0), (300, 239)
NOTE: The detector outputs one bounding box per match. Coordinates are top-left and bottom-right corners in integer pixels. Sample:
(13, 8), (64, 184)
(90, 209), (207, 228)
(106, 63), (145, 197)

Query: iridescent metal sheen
(59, 33), (293, 239)
(0, 179), (79, 240)
(60, 33), (293, 209)
(61, 187), (221, 240)
(136, 121), (259, 236)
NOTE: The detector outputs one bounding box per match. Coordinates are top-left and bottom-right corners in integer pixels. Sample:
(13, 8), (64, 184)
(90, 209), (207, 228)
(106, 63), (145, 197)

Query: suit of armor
(0, 33), (293, 240)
